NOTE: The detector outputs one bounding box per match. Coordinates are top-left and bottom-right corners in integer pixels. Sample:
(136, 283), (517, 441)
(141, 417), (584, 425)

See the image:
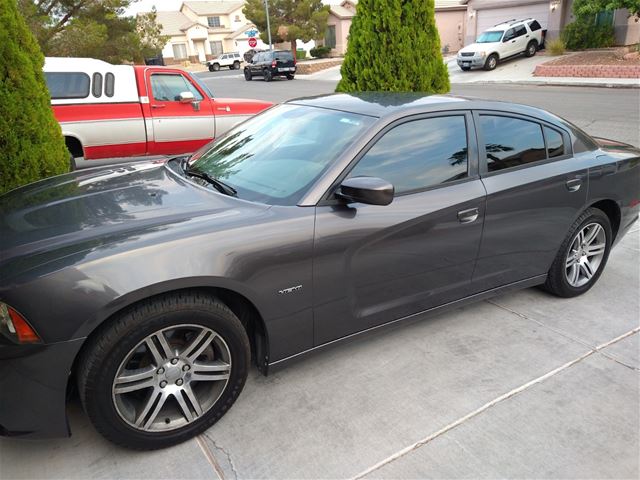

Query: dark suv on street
(244, 50), (296, 81)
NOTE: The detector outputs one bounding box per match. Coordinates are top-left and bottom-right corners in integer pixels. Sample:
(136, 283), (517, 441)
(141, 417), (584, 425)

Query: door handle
(458, 207), (479, 224)
(151, 104), (166, 109)
(566, 178), (582, 192)
(217, 106), (231, 112)
(511, 40), (516, 43)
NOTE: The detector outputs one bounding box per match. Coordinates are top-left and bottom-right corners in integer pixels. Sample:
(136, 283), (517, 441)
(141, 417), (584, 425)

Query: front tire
(77, 292), (250, 450)
(211, 63), (220, 72)
(484, 53), (498, 71)
(543, 208), (612, 298)
(244, 69), (252, 81)
(525, 40), (538, 57)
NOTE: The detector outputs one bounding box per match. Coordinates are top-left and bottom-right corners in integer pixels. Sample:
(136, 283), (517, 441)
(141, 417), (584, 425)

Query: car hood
(0, 161), (269, 271)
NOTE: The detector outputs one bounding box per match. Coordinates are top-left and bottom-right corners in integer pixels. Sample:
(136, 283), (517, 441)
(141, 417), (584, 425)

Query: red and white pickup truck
(44, 58), (272, 169)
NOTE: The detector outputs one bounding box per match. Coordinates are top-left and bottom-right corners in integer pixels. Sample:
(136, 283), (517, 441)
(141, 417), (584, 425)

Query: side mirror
(337, 177), (394, 206)
(179, 91), (195, 103)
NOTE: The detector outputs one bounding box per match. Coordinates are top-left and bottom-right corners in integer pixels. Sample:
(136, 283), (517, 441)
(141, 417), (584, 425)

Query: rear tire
(263, 69), (272, 82)
(525, 40), (538, 57)
(286, 73), (294, 80)
(542, 207), (612, 298)
(484, 53), (498, 71)
(244, 69), (252, 81)
(77, 291), (250, 450)
(233, 61), (240, 70)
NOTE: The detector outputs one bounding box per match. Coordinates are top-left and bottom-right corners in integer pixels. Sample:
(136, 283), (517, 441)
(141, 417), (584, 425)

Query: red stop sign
(248, 37), (257, 48)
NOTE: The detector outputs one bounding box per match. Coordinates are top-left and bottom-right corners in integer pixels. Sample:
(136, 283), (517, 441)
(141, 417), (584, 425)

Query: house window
(172, 43), (188, 59)
(210, 41), (223, 56)
(208, 16), (221, 27)
(325, 25), (336, 48)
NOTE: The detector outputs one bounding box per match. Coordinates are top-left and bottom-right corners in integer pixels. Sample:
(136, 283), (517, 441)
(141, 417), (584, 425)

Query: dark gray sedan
(1, 93), (638, 449)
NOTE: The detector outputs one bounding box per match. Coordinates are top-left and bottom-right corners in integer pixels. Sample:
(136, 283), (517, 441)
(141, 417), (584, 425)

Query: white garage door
(476, 2), (549, 35)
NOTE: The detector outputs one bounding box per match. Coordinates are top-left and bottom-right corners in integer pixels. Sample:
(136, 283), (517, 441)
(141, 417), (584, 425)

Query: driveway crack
(202, 433), (239, 480)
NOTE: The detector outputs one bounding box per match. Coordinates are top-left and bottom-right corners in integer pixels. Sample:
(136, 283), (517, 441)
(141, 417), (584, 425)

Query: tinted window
(92, 72), (102, 97)
(45, 72), (90, 99)
(105, 72), (115, 97)
(150, 74), (203, 102)
(529, 20), (542, 31)
(514, 25), (527, 37)
(544, 126), (565, 158)
(275, 51), (293, 61)
(349, 116), (469, 195)
(481, 115), (546, 172)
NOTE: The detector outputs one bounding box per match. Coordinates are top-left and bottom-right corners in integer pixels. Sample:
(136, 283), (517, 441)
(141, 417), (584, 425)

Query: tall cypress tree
(336, 0), (450, 93)
(0, 0), (68, 194)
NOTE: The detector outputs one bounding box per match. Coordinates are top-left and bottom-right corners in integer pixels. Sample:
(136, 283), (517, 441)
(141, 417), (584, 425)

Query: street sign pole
(263, 0), (273, 51)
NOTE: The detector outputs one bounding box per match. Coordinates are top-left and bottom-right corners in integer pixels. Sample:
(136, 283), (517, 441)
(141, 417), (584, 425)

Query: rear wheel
(77, 292), (250, 450)
(286, 73), (294, 80)
(525, 40), (538, 57)
(233, 61), (240, 70)
(263, 69), (272, 82)
(484, 54), (498, 71)
(543, 208), (612, 298)
(244, 69), (252, 81)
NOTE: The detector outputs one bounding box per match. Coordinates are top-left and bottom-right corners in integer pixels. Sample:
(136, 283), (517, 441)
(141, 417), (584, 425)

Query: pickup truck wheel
(211, 63), (220, 72)
(233, 61), (240, 70)
(77, 291), (250, 450)
(263, 70), (272, 82)
(484, 54), (498, 71)
(208, 65), (215, 72)
(525, 40), (538, 57)
(244, 69), (252, 81)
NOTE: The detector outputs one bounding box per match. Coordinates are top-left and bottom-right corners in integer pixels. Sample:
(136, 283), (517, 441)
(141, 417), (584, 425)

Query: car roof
(287, 93), (567, 125)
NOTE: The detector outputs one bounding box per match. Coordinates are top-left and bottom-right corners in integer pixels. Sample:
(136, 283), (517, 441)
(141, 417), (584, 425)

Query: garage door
(476, 2), (549, 35)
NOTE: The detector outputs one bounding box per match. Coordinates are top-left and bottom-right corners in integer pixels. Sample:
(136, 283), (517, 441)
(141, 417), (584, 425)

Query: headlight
(0, 302), (40, 344)
(479, 51), (487, 57)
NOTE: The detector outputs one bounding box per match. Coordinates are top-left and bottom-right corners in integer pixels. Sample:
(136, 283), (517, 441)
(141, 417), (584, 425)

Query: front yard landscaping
(535, 47), (640, 78)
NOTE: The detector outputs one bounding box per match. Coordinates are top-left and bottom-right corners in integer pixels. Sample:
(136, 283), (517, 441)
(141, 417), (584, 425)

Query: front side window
(480, 115), (546, 172)
(504, 28), (515, 40)
(172, 43), (188, 59)
(477, 30), (504, 43)
(207, 16), (221, 27)
(348, 116), (469, 195)
(150, 74), (203, 102)
(45, 72), (90, 99)
(189, 105), (375, 205)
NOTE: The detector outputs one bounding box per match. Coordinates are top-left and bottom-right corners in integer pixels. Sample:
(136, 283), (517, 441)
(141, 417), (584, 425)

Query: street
(0, 74), (638, 479)
(197, 68), (640, 146)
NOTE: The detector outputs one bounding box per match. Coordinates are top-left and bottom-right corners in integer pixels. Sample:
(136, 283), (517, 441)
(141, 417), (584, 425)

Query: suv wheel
(263, 69), (273, 82)
(484, 54), (498, 71)
(208, 64), (215, 72)
(244, 69), (252, 81)
(233, 61), (240, 70)
(525, 40), (538, 57)
(77, 292), (250, 450)
(211, 63), (220, 72)
(286, 73), (294, 80)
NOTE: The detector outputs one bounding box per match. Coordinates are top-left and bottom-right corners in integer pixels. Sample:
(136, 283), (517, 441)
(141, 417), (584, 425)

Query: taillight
(0, 302), (40, 343)
(271, 60), (277, 68)
(294, 57), (297, 65)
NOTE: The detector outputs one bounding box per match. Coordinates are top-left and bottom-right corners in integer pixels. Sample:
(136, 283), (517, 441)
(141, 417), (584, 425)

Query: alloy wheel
(564, 222), (607, 288)
(112, 324), (231, 432)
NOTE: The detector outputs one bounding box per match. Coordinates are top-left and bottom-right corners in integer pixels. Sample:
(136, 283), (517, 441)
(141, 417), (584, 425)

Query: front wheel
(211, 63), (220, 72)
(208, 64), (215, 72)
(77, 292), (250, 450)
(543, 208), (612, 298)
(484, 54), (498, 71)
(525, 40), (538, 57)
(244, 69), (252, 81)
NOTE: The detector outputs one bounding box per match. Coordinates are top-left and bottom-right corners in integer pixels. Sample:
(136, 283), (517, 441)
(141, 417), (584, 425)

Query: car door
(313, 112), (486, 345)
(512, 24), (529, 54)
(502, 28), (519, 57)
(145, 69), (215, 156)
(471, 111), (588, 292)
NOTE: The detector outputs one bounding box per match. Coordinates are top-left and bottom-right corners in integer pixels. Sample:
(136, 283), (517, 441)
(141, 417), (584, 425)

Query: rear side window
(480, 115), (546, 172)
(528, 20), (542, 31)
(105, 73), (115, 97)
(45, 72), (90, 99)
(544, 126), (566, 158)
(92, 72), (103, 97)
(514, 25), (527, 37)
(349, 116), (469, 195)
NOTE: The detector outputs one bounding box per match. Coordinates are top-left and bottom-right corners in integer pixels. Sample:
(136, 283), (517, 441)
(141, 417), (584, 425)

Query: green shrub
(296, 49), (307, 59)
(336, 0), (449, 93)
(0, 0), (68, 195)
(561, 17), (615, 50)
(547, 38), (566, 56)
(310, 45), (331, 58)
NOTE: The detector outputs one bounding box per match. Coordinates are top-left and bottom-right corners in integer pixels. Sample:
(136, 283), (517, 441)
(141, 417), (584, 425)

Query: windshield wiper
(181, 158), (237, 197)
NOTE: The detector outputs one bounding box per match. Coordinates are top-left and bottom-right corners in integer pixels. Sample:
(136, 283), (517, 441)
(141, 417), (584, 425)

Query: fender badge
(278, 285), (302, 295)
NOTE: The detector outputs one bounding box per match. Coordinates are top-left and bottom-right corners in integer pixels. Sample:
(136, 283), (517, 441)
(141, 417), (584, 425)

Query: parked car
(457, 18), (544, 71)
(1, 93), (638, 450)
(206, 52), (243, 71)
(44, 57), (272, 169)
(244, 50), (296, 81)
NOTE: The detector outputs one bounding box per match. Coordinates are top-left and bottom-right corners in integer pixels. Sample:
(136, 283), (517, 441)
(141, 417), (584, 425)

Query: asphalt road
(196, 69), (640, 146)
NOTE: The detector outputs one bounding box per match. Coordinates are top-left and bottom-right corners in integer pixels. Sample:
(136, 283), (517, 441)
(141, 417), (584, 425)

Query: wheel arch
(64, 135), (84, 158)
(588, 198), (622, 241)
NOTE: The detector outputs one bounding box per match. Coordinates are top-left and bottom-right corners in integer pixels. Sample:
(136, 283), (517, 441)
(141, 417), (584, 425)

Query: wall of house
(613, 9), (640, 45)
(435, 9), (466, 53)
(327, 14), (352, 55)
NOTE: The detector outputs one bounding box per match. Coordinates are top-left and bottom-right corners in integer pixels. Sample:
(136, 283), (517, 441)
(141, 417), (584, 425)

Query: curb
(450, 80), (640, 89)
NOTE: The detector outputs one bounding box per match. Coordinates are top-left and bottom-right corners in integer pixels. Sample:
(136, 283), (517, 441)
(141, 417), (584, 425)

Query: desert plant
(547, 38), (566, 55)
(310, 45), (331, 58)
(561, 17), (615, 50)
(0, 0), (68, 195)
(336, 0), (449, 93)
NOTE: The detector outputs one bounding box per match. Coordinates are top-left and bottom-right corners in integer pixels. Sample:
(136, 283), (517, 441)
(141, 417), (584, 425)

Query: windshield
(188, 104), (375, 205)
(477, 30), (504, 43)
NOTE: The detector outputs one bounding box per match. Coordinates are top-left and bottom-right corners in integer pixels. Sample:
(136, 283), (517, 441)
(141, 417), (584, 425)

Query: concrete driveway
(0, 229), (637, 478)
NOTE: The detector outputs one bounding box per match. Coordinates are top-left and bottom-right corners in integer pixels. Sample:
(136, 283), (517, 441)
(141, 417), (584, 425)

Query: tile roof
(154, 11), (194, 36)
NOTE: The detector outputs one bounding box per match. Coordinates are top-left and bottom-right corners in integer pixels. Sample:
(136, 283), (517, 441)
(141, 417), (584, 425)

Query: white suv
(457, 18), (544, 71)
(206, 52), (242, 72)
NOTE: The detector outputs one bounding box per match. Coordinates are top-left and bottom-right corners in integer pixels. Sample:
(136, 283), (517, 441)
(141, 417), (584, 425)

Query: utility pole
(264, 0), (273, 51)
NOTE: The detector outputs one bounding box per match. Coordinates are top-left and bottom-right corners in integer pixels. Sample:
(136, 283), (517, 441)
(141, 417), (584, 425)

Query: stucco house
(154, 1), (268, 64)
